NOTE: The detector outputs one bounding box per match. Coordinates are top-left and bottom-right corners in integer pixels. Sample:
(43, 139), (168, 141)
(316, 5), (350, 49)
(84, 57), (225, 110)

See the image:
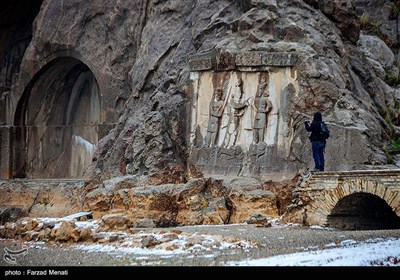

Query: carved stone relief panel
(190, 70), (296, 152)
(188, 50), (299, 176)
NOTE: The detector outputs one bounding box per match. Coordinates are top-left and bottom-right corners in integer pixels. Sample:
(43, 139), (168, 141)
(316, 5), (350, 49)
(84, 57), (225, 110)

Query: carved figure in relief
(223, 78), (248, 148)
(205, 88), (225, 147)
(253, 77), (272, 144)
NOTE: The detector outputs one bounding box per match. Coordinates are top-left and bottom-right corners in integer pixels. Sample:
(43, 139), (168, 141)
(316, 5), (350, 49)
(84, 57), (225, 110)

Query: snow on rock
(0, 217), (256, 257)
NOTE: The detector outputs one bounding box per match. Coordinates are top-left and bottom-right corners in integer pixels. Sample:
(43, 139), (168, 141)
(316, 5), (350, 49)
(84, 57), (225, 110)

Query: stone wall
(0, 174), (300, 226)
(0, 179), (85, 221)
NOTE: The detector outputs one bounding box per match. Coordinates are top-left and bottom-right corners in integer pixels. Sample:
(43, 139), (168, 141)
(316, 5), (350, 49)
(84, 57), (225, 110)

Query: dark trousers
(311, 141), (325, 171)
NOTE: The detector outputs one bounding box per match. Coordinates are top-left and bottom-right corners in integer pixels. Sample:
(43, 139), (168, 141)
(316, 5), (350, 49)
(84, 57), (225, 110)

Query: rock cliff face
(1, 0), (400, 223)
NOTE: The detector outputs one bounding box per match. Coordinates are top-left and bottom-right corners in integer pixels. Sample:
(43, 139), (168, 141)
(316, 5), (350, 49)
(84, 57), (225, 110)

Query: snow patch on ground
(228, 238), (400, 266)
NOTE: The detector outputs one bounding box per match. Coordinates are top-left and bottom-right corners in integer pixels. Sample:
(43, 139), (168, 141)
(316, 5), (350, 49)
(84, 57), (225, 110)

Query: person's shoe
(311, 169), (321, 172)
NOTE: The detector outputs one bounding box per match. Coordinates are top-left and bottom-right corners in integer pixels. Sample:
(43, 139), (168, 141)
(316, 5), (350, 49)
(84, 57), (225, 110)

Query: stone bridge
(285, 169), (400, 230)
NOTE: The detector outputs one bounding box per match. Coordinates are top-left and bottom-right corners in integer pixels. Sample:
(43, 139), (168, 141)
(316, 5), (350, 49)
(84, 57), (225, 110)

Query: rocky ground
(1, 219), (400, 267)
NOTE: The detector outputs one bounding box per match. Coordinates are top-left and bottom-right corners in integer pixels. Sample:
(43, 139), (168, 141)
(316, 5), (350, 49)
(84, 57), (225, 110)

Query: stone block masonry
(283, 170), (400, 228)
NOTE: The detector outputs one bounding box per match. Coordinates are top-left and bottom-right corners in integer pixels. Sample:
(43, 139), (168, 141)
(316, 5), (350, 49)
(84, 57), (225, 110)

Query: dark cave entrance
(13, 57), (100, 179)
(326, 192), (400, 230)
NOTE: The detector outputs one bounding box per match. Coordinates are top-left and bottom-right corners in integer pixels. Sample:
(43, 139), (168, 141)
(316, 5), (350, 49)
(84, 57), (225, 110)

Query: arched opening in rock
(14, 57), (100, 179)
(326, 193), (400, 230)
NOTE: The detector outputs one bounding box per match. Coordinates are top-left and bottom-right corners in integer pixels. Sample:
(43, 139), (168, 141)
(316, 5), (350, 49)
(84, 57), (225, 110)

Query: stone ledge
(309, 169), (400, 178)
(188, 50), (216, 71)
(189, 49), (298, 71)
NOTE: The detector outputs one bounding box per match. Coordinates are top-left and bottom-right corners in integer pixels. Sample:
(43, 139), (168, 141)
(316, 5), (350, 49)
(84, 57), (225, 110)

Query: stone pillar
(0, 90), (12, 179)
(0, 126), (11, 179)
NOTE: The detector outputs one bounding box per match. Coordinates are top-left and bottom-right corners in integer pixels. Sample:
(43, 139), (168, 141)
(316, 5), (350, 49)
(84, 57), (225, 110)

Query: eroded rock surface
(1, 0), (400, 181)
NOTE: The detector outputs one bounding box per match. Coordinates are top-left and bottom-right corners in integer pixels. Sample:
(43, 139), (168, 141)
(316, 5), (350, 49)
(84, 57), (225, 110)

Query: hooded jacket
(304, 112), (325, 143)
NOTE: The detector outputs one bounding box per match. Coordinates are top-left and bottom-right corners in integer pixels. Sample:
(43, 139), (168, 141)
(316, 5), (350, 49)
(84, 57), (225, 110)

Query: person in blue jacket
(304, 112), (327, 172)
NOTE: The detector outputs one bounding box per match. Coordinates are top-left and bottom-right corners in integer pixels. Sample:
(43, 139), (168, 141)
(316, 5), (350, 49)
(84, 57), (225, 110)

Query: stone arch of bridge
(12, 56), (100, 179)
(326, 192), (400, 230)
(318, 179), (400, 226)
